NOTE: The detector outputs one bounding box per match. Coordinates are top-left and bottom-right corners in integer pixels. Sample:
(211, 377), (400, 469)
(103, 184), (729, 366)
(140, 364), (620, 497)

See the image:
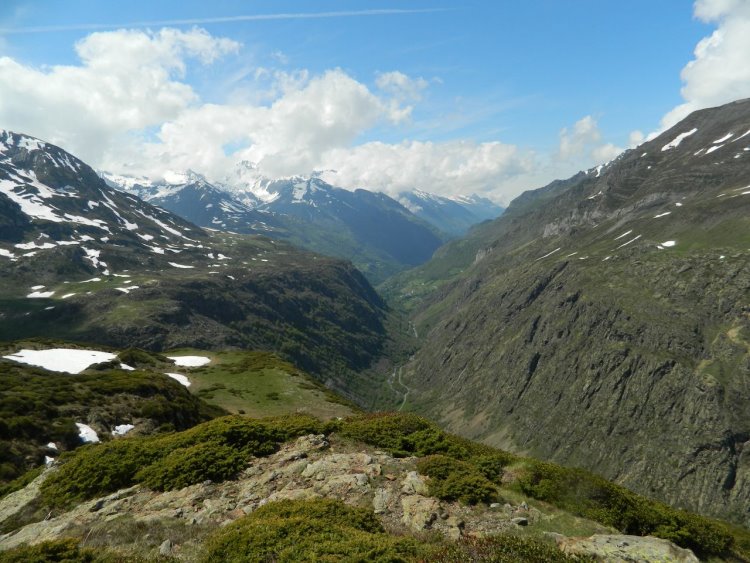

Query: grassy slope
(170, 349), (357, 419)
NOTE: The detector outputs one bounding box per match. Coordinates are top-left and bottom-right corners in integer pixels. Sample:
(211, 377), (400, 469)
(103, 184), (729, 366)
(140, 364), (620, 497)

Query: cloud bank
(661, 0), (750, 129)
(0, 27), (544, 202)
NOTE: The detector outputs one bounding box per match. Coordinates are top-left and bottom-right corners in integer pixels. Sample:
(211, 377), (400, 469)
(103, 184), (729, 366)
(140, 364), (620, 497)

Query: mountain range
(101, 167), (503, 283)
(0, 130), (389, 379)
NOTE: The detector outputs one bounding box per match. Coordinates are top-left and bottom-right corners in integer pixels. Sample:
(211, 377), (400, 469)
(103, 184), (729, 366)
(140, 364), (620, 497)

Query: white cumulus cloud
(318, 140), (534, 199)
(0, 26), (542, 202)
(0, 28), (238, 165)
(661, 0), (750, 129)
(557, 115), (622, 164)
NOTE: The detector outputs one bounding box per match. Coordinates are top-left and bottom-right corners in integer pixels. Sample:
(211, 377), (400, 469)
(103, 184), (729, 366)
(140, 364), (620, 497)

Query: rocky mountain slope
(382, 98), (750, 527)
(0, 131), (389, 381)
(104, 170), (448, 284)
(1, 412), (744, 561)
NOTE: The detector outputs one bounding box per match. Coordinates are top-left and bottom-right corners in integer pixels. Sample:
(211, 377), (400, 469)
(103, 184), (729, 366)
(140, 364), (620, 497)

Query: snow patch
(115, 286), (140, 294)
(165, 373), (191, 387)
(713, 132), (734, 144)
(27, 290), (55, 298)
(661, 128), (697, 151)
(168, 355), (211, 367)
(2, 348), (118, 373)
(616, 234), (642, 249)
(613, 230), (633, 241)
(112, 424), (135, 436)
(653, 212), (672, 218)
(535, 247), (561, 261)
(76, 423), (99, 443)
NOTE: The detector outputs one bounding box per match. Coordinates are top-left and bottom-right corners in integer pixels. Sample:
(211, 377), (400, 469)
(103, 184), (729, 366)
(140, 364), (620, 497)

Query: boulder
(556, 534), (700, 562)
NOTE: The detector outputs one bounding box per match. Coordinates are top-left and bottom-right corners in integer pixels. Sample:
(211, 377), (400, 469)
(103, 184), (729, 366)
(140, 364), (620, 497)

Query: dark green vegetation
(184, 350), (357, 419)
(0, 538), (143, 563)
(40, 414), (325, 508)
(416, 455), (499, 505)
(379, 99), (750, 528)
(431, 535), (593, 562)
(0, 346), (221, 484)
(201, 497), (587, 562)
(0, 502), (583, 563)
(0, 233), (389, 380)
(202, 498), (427, 562)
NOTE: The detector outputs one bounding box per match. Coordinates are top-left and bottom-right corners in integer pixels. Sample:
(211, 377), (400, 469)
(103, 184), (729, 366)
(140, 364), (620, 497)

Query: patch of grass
(202, 498), (429, 562)
(182, 350), (357, 419)
(0, 466), (43, 501)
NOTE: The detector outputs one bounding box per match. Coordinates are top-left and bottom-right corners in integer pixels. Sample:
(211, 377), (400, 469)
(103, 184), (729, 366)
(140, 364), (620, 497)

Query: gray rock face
(0, 466), (55, 527)
(391, 98), (750, 526)
(0, 434), (524, 554)
(557, 534), (700, 562)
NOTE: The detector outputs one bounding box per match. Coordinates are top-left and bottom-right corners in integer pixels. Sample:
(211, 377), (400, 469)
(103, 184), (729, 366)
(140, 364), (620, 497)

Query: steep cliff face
(393, 98), (750, 525)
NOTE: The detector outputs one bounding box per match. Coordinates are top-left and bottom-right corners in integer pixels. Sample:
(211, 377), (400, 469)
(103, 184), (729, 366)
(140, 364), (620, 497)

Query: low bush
(0, 361), (222, 484)
(0, 538), (142, 562)
(340, 413), (483, 460)
(116, 348), (170, 368)
(41, 414), (326, 508)
(516, 460), (735, 559)
(202, 498), (428, 562)
(431, 535), (593, 562)
(136, 442), (245, 491)
(417, 455), (498, 505)
(41, 440), (156, 507)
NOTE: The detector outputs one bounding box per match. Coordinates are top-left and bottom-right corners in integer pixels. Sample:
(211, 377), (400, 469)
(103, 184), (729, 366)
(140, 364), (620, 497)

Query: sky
(0, 0), (748, 204)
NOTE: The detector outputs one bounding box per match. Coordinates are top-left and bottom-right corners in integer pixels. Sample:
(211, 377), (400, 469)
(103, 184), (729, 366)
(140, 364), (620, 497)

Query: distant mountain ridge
(399, 190), (504, 236)
(102, 167), (502, 283)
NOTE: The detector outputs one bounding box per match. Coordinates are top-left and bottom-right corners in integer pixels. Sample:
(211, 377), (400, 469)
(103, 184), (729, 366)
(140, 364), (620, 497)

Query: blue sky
(0, 1), (744, 202)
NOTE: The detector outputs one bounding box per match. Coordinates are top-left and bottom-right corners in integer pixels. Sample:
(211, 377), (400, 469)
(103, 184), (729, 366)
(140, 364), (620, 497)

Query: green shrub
(516, 460), (735, 559)
(202, 498), (428, 562)
(42, 414), (327, 508)
(41, 441), (157, 507)
(431, 535), (593, 562)
(417, 455), (498, 505)
(136, 442), (245, 491)
(0, 362), (222, 484)
(340, 413), (471, 458)
(0, 538), (140, 562)
(116, 348), (170, 368)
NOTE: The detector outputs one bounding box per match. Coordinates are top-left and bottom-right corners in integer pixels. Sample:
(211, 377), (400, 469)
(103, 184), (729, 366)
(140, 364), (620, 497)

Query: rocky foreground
(0, 433), (699, 562)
